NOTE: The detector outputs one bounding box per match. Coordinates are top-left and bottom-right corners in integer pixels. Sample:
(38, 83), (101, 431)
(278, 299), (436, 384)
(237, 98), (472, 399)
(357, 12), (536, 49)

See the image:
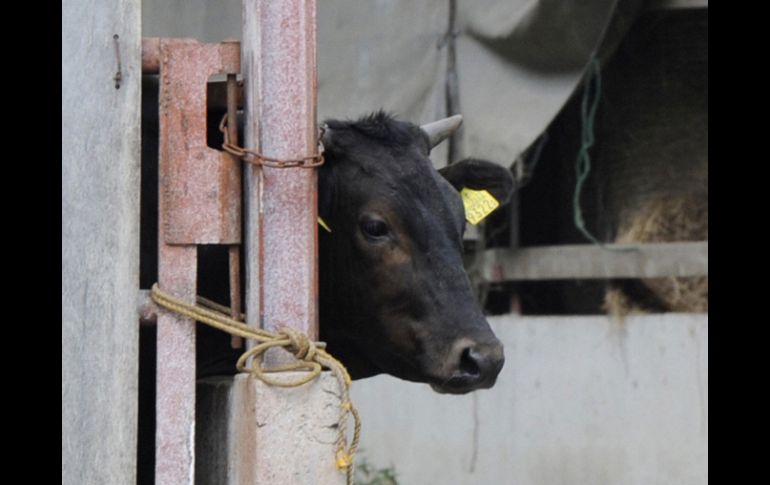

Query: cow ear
(438, 158), (515, 205)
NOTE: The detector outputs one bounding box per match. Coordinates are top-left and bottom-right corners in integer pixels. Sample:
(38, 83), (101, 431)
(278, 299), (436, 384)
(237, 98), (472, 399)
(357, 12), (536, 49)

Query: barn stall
(62, 1), (707, 484)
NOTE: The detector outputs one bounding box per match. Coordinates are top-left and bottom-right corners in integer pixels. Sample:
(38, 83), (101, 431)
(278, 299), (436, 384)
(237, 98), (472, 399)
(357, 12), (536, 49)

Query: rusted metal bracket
(142, 37), (242, 485)
(144, 37), (242, 244)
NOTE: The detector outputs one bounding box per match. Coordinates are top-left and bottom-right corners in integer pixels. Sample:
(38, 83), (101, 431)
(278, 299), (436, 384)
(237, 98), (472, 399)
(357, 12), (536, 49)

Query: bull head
(319, 112), (514, 394)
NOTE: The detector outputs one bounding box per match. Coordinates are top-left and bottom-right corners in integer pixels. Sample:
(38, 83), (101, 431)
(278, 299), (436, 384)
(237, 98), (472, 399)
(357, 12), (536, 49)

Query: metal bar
(507, 182), (522, 314)
(155, 247), (197, 485)
(154, 39), (198, 485)
(646, 0), (708, 9)
(153, 39), (200, 485)
(240, 2), (339, 484)
(229, 249), (243, 349)
(209, 79), (245, 111)
(246, 0), (319, 356)
(260, 0), (319, 343)
(238, 5), (265, 480)
(242, 1), (263, 346)
(142, 37), (161, 74)
(471, 241), (709, 282)
(148, 38), (244, 485)
(445, 0), (462, 164)
(227, 73), (244, 349)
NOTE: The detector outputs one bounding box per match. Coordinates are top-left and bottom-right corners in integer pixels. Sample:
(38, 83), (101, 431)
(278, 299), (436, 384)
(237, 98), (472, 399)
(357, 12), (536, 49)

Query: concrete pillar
(197, 374), (346, 484)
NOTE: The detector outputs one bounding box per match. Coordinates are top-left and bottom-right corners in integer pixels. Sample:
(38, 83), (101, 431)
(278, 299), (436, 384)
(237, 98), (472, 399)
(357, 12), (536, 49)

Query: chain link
(219, 114), (325, 168)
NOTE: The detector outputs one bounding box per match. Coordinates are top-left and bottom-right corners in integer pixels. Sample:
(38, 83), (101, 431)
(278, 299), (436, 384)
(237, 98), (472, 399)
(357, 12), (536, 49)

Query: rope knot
(150, 283), (360, 484)
(280, 327), (317, 361)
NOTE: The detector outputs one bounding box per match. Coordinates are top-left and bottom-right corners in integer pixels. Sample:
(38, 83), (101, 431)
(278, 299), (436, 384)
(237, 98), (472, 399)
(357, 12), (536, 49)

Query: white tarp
(143, 0), (633, 167)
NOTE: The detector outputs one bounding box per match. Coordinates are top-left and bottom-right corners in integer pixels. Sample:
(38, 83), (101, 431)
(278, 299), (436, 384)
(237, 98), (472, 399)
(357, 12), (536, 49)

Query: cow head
(318, 112), (514, 394)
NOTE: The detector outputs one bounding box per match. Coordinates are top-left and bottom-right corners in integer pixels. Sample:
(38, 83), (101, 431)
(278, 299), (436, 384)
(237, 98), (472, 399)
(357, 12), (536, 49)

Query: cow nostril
(459, 347), (481, 377)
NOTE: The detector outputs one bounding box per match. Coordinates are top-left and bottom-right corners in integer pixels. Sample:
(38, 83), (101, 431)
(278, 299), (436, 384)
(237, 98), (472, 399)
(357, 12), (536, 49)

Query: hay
(604, 193), (708, 316)
(615, 194), (708, 244)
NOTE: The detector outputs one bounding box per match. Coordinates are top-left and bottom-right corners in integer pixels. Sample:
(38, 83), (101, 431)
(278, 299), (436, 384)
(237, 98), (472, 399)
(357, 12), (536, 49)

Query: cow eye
(360, 219), (390, 240)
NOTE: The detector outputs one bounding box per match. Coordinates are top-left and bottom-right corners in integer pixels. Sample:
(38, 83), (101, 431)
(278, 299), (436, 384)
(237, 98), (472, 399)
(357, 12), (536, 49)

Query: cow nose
(431, 338), (504, 394)
(459, 342), (504, 379)
(444, 339), (504, 392)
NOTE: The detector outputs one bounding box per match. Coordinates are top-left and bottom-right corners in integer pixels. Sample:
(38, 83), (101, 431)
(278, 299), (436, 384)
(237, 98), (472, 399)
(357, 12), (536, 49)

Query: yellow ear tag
(318, 217), (332, 233)
(460, 188), (499, 225)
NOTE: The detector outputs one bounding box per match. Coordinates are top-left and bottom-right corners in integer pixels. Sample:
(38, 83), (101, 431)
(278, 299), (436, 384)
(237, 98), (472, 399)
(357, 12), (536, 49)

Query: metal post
(227, 73), (244, 349)
(155, 247), (197, 485)
(148, 38), (241, 485)
(243, 0), (318, 361)
(239, 2), (343, 484)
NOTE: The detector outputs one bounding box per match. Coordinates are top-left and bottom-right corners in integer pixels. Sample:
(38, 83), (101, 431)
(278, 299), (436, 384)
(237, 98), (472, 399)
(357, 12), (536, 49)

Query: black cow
(141, 84), (513, 393)
(139, 81), (513, 480)
(317, 112), (514, 393)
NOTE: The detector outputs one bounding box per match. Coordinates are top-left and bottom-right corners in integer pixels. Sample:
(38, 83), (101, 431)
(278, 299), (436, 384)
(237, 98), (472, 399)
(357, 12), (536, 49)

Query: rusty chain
(219, 114), (325, 168)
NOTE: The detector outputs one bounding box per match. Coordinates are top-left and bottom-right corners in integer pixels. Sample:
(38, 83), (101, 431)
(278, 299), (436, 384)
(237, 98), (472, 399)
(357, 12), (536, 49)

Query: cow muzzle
(430, 337), (505, 394)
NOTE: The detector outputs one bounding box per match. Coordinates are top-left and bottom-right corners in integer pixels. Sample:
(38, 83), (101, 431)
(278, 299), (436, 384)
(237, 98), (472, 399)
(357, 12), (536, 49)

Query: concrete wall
(351, 314), (708, 485)
(62, 0), (141, 483)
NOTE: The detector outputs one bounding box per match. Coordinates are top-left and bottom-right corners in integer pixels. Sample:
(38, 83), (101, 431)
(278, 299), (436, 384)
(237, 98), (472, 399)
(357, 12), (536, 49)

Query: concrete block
(197, 372), (347, 485)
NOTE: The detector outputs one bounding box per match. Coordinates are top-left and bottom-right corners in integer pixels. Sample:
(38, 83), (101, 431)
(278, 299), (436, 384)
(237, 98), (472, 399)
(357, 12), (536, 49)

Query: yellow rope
(150, 283), (361, 484)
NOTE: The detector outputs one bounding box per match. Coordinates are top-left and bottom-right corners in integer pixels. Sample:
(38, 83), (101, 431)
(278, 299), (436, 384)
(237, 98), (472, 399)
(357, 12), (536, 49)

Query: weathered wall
(62, 0), (141, 482)
(351, 314), (708, 485)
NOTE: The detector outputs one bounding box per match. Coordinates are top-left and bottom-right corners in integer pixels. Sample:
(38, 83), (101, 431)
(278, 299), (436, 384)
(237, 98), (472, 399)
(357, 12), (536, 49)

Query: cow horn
(421, 114), (463, 148)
